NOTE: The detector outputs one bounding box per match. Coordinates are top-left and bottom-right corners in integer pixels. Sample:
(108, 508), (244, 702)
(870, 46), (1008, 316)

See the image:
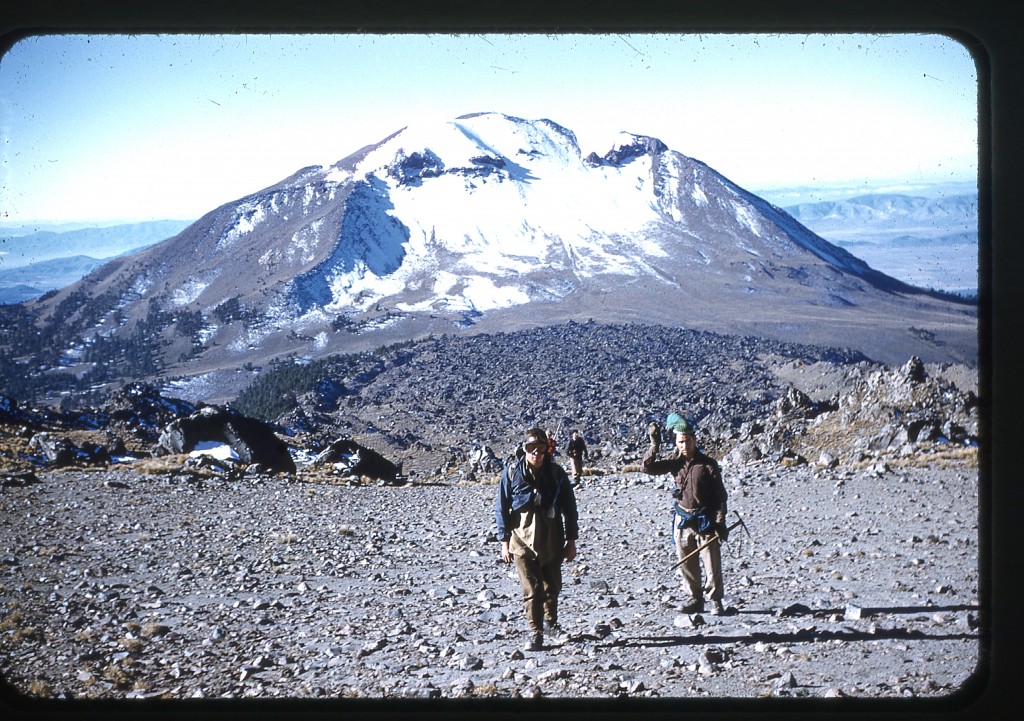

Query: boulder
(29, 433), (78, 466)
(725, 442), (762, 465)
(28, 433), (111, 468)
(313, 438), (400, 482)
(104, 383), (198, 434)
(900, 356), (927, 384)
(156, 406), (296, 475)
(469, 445), (503, 474)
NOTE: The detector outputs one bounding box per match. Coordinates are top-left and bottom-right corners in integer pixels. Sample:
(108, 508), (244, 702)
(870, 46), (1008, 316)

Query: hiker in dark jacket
(641, 414), (728, 615)
(496, 427), (579, 651)
(566, 429), (589, 485)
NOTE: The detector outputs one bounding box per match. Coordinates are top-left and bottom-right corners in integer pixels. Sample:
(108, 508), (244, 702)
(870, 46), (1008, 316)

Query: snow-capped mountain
(14, 112), (976, 391)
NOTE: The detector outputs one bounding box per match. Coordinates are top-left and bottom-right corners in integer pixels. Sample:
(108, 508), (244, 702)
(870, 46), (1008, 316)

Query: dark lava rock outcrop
(156, 406), (296, 475)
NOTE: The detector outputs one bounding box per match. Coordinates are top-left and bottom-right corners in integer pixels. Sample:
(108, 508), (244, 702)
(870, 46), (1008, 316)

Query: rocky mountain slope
(2, 322), (978, 484)
(0, 114), (976, 405)
(254, 322), (978, 481)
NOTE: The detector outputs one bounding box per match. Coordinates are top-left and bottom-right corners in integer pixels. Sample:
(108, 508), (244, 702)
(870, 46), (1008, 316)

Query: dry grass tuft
(141, 623), (170, 638)
(270, 530), (299, 545)
(26, 678), (51, 696)
(120, 637), (146, 653)
(0, 609), (23, 632)
(132, 455), (192, 475)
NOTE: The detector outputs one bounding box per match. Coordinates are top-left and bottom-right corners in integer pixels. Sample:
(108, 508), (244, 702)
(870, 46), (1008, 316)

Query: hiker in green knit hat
(642, 413), (729, 615)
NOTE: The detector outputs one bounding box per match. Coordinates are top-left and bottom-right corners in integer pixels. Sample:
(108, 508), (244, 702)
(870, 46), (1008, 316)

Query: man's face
(675, 431), (696, 458)
(524, 438), (547, 469)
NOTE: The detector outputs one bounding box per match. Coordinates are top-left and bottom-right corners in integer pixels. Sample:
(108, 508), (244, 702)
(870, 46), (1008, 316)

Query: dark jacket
(641, 447), (728, 527)
(567, 436), (588, 461)
(495, 451), (579, 543)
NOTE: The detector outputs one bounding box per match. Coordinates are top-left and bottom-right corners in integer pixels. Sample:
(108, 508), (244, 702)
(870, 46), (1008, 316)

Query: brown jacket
(641, 447), (727, 527)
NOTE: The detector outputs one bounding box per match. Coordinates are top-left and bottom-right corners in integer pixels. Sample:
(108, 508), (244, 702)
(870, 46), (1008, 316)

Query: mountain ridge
(0, 112), (977, 403)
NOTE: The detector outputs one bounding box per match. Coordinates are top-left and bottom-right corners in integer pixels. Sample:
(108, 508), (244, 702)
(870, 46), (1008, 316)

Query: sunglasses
(524, 441), (547, 454)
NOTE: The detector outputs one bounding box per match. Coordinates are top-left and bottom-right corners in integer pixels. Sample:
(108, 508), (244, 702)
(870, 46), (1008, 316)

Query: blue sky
(0, 32), (978, 225)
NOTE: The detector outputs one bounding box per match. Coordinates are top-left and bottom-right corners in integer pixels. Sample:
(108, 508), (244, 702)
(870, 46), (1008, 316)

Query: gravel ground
(0, 453), (981, 704)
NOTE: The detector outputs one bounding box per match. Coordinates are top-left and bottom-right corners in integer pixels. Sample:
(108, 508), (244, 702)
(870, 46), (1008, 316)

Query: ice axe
(668, 510), (752, 573)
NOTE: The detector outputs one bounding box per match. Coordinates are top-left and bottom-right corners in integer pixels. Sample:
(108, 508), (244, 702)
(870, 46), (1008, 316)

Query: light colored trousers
(674, 524), (724, 602)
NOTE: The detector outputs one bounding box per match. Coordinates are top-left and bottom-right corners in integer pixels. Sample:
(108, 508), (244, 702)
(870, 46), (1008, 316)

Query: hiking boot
(524, 631), (544, 652)
(710, 600), (725, 616)
(545, 622), (569, 644)
(681, 599), (704, 614)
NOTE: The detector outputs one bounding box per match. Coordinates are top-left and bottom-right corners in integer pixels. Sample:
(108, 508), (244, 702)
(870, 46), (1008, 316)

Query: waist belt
(673, 502), (713, 533)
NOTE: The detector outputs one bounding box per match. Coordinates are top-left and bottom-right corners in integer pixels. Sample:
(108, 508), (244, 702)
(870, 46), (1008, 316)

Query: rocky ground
(0, 322), (985, 708)
(0, 449), (980, 702)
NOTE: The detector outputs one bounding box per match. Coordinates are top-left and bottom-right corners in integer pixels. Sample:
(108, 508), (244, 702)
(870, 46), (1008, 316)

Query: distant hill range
(783, 194), (978, 297)
(0, 113), (976, 403)
(0, 220), (192, 303)
(783, 193), (976, 235)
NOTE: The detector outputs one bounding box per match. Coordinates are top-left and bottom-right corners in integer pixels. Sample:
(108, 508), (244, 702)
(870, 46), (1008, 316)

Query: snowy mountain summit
(282, 111), (882, 319)
(21, 112), (976, 389)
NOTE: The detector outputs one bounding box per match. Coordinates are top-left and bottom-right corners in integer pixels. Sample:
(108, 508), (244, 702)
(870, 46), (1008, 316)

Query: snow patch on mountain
(217, 200), (271, 251)
(171, 270), (220, 307)
(395, 272), (529, 314)
(226, 323), (273, 354)
(691, 183), (709, 208)
(122, 275), (153, 308)
(734, 204), (764, 238)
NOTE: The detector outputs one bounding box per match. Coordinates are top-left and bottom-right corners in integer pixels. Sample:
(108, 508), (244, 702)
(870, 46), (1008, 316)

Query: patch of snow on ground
(397, 273), (530, 313)
(113, 274), (153, 313)
(59, 344), (85, 366)
(633, 235), (669, 258)
(288, 220), (323, 265)
(226, 324), (273, 354)
(691, 183), (709, 207)
(322, 167), (353, 185)
(463, 276), (530, 310)
(736, 241), (761, 257)
(171, 278), (211, 307)
(217, 201), (268, 251)
(734, 203), (763, 237)
(322, 263), (406, 312)
(189, 442), (239, 462)
(163, 374), (218, 400)
(196, 325), (217, 345)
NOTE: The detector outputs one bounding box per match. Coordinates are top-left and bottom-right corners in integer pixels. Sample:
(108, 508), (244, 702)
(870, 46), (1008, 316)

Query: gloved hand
(647, 422), (661, 447)
(716, 523), (730, 542)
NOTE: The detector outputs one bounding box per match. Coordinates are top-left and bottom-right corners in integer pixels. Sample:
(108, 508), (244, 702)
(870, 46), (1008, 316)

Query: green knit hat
(666, 412), (695, 436)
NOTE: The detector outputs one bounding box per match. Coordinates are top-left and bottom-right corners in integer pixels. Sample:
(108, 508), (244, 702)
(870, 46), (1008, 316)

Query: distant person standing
(496, 427), (579, 651)
(566, 429), (589, 485)
(641, 414), (729, 615)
